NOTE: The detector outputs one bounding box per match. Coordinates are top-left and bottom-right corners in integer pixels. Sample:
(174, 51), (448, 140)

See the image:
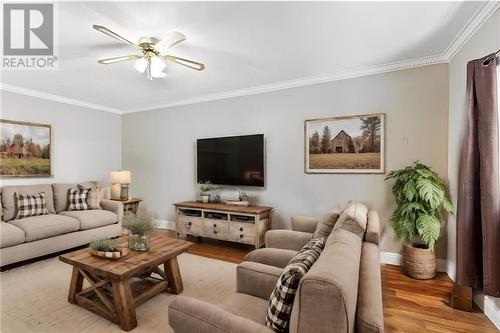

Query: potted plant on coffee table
(123, 209), (154, 252)
(89, 239), (128, 259)
(385, 161), (454, 279)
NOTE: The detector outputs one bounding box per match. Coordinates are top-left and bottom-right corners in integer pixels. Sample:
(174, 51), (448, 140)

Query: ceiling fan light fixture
(94, 25), (205, 80)
(134, 57), (148, 73)
(150, 56), (166, 76)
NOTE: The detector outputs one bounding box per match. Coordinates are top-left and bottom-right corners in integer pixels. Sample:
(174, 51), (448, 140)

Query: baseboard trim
(473, 290), (500, 330)
(154, 219), (176, 231)
(380, 251), (447, 272)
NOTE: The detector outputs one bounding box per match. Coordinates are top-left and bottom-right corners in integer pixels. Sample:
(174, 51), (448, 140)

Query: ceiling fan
(93, 25), (205, 80)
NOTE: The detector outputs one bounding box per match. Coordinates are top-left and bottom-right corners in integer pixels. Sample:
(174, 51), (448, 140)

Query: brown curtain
(457, 53), (499, 297)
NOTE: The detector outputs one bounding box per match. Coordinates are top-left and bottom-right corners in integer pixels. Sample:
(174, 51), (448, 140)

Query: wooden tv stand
(174, 201), (273, 249)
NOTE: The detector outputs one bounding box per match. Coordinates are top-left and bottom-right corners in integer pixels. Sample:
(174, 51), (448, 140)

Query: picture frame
(0, 119), (53, 178)
(304, 113), (385, 174)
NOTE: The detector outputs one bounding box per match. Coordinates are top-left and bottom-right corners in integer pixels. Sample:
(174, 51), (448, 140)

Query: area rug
(0, 253), (236, 333)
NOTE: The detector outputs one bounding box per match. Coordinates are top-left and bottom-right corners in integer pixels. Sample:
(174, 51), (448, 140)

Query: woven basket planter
(402, 243), (436, 280)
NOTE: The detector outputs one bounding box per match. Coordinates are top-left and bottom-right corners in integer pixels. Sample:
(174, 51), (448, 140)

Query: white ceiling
(1, 1), (496, 113)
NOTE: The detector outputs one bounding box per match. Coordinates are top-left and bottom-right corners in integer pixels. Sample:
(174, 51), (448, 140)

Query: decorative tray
(89, 247), (129, 260)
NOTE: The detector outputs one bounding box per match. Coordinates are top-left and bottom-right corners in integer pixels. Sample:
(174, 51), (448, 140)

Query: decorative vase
(129, 233), (150, 252)
(402, 243), (436, 279)
(201, 194), (210, 203)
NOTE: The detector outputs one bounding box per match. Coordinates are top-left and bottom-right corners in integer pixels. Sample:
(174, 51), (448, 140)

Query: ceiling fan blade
(97, 55), (141, 64)
(164, 55), (205, 71)
(93, 25), (137, 47)
(155, 31), (186, 54)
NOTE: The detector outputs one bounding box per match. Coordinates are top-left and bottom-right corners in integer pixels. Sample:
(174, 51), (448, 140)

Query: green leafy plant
(198, 181), (217, 193)
(89, 239), (121, 252)
(385, 161), (454, 250)
(123, 209), (154, 236)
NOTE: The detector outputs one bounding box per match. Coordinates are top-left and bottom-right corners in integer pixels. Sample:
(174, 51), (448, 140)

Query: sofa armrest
(169, 295), (272, 333)
(364, 210), (380, 245)
(237, 261), (283, 300)
(265, 230), (312, 251)
(291, 215), (319, 233)
(100, 199), (123, 223)
(244, 248), (297, 268)
(357, 242), (384, 333)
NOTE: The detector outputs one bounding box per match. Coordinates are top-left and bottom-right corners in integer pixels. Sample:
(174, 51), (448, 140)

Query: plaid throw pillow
(265, 237), (326, 332)
(15, 192), (49, 219)
(67, 184), (90, 211)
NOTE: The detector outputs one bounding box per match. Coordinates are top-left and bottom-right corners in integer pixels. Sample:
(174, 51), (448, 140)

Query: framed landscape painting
(305, 113), (385, 173)
(0, 119), (52, 177)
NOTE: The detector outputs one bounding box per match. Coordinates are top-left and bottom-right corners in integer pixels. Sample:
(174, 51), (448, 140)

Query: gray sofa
(169, 202), (384, 333)
(0, 182), (123, 266)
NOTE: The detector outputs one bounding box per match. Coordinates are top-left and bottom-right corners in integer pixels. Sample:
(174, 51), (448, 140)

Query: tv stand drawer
(177, 216), (203, 235)
(229, 222), (255, 236)
(203, 220), (229, 237)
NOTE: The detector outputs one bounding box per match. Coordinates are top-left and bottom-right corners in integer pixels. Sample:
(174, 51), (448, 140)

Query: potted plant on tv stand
(123, 209), (154, 252)
(198, 181), (217, 203)
(385, 161), (454, 279)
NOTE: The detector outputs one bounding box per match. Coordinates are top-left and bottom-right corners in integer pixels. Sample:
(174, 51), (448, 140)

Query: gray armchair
(169, 261), (278, 333)
(264, 215), (319, 251)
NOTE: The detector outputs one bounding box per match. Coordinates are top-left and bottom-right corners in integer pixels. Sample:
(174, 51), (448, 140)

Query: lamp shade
(110, 170), (132, 184)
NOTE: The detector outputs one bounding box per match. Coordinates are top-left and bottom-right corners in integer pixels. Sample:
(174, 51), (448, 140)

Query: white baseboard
(154, 219), (176, 230)
(380, 251), (447, 272)
(473, 290), (500, 330)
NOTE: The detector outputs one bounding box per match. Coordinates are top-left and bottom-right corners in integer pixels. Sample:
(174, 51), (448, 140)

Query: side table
(112, 198), (142, 215)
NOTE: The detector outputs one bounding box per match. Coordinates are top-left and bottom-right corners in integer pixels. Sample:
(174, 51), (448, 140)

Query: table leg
(112, 280), (137, 331)
(68, 266), (84, 304)
(164, 257), (183, 294)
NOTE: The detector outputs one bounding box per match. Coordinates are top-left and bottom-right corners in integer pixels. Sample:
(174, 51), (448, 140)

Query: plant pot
(201, 194), (210, 203)
(129, 233), (150, 252)
(90, 247), (128, 259)
(402, 243), (436, 279)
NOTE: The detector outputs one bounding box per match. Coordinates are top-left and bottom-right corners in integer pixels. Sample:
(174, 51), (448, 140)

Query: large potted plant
(385, 162), (454, 279)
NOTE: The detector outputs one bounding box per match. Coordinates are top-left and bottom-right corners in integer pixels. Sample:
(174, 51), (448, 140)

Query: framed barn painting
(0, 119), (52, 178)
(305, 113), (385, 174)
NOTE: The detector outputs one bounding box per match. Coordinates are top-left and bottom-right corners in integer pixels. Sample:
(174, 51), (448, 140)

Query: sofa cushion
(52, 182), (96, 213)
(0, 222), (25, 248)
(332, 200), (368, 239)
(9, 214), (80, 242)
(67, 185), (90, 211)
(313, 207), (341, 239)
(221, 292), (269, 324)
(87, 186), (104, 209)
(266, 237), (325, 332)
(59, 209), (118, 230)
(15, 192), (49, 219)
(1, 184), (56, 221)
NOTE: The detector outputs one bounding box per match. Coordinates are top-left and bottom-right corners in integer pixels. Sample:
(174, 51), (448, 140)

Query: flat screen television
(197, 134), (265, 187)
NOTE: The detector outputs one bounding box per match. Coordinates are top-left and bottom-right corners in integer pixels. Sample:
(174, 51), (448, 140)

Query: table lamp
(110, 170), (132, 200)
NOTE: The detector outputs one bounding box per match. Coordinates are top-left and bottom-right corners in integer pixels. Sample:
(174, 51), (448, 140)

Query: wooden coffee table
(59, 229), (192, 331)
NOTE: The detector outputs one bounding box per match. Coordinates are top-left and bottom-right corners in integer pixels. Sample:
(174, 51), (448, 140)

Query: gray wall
(447, 8), (499, 324)
(123, 63), (449, 257)
(0, 91), (122, 186)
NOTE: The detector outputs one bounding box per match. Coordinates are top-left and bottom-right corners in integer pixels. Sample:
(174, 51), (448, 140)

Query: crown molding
(0, 83), (122, 114)
(442, 1), (500, 61)
(124, 54), (446, 113)
(3, 2), (497, 115)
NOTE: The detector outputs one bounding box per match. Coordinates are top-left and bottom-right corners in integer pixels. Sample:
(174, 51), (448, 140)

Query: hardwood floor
(174, 232), (498, 333)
